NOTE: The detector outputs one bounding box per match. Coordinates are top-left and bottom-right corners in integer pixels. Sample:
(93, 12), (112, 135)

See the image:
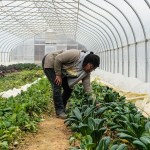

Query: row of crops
(66, 82), (150, 150)
(0, 63), (43, 92)
(0, 63), (41, 75)
(0, 64), (150, 150)
(0, 64), (52, 149)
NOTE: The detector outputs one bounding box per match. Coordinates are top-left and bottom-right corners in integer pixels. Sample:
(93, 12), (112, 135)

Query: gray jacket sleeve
(82, 73), (91, 93)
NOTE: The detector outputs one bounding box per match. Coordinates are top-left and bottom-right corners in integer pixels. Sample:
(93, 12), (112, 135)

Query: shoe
(56, 112), (67, 119)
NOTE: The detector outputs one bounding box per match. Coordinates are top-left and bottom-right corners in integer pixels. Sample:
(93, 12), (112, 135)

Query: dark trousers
(42, 56), (72, 115)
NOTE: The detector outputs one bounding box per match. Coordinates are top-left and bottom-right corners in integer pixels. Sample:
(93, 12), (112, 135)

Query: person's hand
(55, 75), (62, 86)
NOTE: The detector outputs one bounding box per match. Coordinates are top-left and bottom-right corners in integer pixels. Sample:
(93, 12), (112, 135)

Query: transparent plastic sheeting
(0, 0), (150, 82)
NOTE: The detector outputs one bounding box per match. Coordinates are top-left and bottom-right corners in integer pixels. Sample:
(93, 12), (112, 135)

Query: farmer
(42, 49), (100, 119)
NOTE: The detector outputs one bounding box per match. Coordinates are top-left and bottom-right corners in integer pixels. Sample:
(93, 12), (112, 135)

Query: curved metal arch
(0, 2), (38, 35)
(104, 0), (137, 77)
(9, 40), (26, 56)
(124, 0), (147, 39)
(0, 27), (34, 44)
(78, 10), (119, 51)
(47, 0), (113, 52)
(45, 0), (76, 36)
(78, 21), (109, 51)
(0, 34), (15, 52)
(7, 41), (25, 62)
(7, 32), (46, 56)
(76, 31), (96, 48)
(77, 26), (103, 52)
(53, 1), (102, 51)
(46, 2), (81, 39)
(79, 19), (111, 50)
(80, 1), (125, 48)
(1, 25), (35, 40)
(0, 32), (33, 53)
(78, 16), (114, 50)
(1, 32), (36, 54)
(0, 33), (22, 51)
(104, 0), (136, 43)
(59, 0), (118, 49)
(79, 14), (115, 49)
(78, 22), (107, 50)
(87, 0), (130, 74)
(9, 40), (25, 53)
(79, 14), (117, 72)
(124, 0), (147, 81)
(76, 30), (102, 52)
(76, 34), (98, 52)
(0, 6), (53, 40)
(0, 38), (21, 53)
(0, 39), (22, 62)
(51, 1), (66, 34)
(72, 1), (119, 50)
(78, 23), (105, 51)
(2, 38), (23, 54)
(33, 2), (58, 31)
(144, 0), (150, 9)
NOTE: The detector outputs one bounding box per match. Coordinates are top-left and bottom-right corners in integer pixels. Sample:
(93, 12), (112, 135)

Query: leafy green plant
(96, 136), (110, 150)
(110, 144), (127, 150)
(133, 136), (150, 150)
(0, 78), (51, 149)
(67, 81), (150, 150)
(80, 135), (96, 150)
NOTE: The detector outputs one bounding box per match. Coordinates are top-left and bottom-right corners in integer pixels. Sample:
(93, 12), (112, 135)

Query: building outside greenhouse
(0, 0), (150, 149)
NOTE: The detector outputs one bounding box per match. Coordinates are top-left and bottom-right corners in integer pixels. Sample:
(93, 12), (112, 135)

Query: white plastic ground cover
(91, 69), (150, 118)
(92, 69), (150, 95)
(0, 78), (41, 98)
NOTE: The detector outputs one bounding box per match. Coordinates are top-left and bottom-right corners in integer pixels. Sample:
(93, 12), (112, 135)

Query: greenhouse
(0, 0), (150, 149)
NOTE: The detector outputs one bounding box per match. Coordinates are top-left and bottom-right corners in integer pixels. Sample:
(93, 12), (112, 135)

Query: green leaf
(73, 107), (82, 121)
(133, 139), (147, 149)
(140, 136), (150, 146)
(96, 137), (110, 150)
(11, 113), (17, 121)
(145, 121), (150, 134)
(110, 144), (119, 150)
(117, 133), (135, 141)
(77, 123), (89, 135)
(117, 144), (127, 150)
(110, 144), (127, 150)
(0, 141), (8, 149)
(95, 107), (107, 116)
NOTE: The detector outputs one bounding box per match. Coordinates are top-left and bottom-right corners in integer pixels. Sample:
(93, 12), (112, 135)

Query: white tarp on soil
(0, 78), (41, 98)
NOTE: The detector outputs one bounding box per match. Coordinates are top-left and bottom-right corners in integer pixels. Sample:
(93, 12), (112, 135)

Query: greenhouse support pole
(145, 40), (148, 82)
(124, 0), (147, 82)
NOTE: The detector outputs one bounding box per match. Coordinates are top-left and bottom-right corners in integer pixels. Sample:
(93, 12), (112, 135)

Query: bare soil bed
(16, 114), (72, 150)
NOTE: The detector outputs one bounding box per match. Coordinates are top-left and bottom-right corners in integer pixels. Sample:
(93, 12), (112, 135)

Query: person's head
(82, 52), (100, 73)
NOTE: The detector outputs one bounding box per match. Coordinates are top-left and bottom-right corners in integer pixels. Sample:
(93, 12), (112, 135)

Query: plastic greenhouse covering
(0, 1), (150, 98)
(2, 1), (150, 149)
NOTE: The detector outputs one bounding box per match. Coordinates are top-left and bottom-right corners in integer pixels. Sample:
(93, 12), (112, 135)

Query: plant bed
(0, 63), (41, 77)
(65, 81), (150, 150)
(0, 70), (44, 92)
(0, 78), (53, 149)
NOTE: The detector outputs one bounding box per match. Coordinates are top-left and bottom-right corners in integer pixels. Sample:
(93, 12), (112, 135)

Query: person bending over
(42, 49), (100, 119)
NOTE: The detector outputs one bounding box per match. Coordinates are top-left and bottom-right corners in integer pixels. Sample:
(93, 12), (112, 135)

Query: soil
(16, 114), (72, 150)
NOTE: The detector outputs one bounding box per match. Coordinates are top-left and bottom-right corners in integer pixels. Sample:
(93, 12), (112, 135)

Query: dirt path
(17, 115), (72, 150)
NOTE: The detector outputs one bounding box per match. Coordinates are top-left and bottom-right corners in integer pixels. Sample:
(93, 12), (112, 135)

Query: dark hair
(83, 52), (100, 68)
